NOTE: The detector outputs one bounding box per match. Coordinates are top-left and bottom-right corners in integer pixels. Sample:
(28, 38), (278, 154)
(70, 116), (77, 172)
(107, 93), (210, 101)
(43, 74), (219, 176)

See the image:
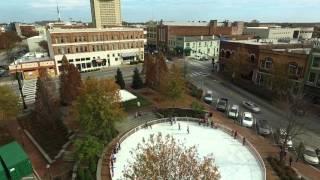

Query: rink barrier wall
(98, 117), (266, 180)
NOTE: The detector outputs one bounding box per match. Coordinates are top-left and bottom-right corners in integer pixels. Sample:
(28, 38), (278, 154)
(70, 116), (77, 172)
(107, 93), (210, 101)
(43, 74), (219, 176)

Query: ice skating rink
(112, 121), (264, 180)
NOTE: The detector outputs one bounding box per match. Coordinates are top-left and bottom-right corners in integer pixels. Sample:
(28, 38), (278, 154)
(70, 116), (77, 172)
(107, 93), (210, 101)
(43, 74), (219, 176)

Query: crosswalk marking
(188, 72), (209, 77)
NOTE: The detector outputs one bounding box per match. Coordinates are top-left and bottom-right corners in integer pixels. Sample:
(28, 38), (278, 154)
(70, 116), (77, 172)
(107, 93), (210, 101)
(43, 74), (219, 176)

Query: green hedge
(267, 157), (301, 180)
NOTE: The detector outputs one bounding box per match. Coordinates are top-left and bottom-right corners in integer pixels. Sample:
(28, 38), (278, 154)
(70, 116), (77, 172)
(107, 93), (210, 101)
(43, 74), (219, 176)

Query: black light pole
(16, 71), (27, 110)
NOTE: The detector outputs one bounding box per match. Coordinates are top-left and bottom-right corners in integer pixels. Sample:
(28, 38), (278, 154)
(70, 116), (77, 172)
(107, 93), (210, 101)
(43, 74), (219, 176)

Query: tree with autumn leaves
(143, 53), (168, 89)
(0, 85), (20, 123)
(160, 63), (186, 107)
(123, 133), (220, 179)
(76, 77), (124, 141)
(60, 55), (82, 106)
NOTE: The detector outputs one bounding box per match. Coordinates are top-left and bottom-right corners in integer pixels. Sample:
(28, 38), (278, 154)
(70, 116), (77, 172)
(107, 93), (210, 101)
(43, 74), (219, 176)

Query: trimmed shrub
(157, 108), (207, 119)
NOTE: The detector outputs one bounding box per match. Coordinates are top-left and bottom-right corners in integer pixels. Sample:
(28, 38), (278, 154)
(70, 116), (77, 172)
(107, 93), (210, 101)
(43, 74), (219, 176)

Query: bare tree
(123, 133), (220, 180)
(279, 91), (306, 162)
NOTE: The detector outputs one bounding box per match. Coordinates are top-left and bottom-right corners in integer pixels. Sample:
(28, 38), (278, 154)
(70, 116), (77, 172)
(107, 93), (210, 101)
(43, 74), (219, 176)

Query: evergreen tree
(131, 67), (144, 89)
(60, 55), (82, 105)
(115, 68), (125, 89)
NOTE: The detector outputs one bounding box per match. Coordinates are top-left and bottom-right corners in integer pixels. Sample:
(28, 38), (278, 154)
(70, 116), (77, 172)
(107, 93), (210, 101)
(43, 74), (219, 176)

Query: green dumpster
(0, 159), (8, 180)
(0, 141), (33, 180)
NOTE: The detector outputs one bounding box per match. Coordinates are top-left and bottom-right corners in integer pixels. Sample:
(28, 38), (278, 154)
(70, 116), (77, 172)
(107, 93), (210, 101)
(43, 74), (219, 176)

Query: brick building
(148, 20), (244, 52)
(219, 40), (311, 92)
(47, 27), (145, 74)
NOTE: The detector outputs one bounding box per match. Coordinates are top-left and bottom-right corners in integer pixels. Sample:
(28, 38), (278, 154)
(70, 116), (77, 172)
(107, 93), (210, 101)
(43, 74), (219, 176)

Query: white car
(228, 105), (239, 119)
(204, 91), (213, 104)
(242, 101), (261, 113)
(242, 112), (254, 128)
(303, 146), (320, 165)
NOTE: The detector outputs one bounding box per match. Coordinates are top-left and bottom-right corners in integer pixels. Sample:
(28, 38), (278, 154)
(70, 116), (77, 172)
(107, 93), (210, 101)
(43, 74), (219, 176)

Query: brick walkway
(6, 120), (73, 180)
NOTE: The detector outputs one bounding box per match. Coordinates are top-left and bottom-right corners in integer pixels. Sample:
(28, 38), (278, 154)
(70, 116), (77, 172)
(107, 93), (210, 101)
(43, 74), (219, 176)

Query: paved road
(184, 58), (320, 149)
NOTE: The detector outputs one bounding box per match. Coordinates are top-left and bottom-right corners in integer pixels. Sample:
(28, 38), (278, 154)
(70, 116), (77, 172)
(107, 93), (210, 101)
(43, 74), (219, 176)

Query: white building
(27, 36), (46, 52)
(244, 26), (314, 40)
(168, 35), (220, 60)
(47, 27), (145, 74)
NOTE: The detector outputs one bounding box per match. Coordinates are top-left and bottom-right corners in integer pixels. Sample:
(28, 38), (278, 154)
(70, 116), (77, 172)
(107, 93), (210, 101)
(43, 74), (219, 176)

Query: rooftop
(225, 39), (303, 46)
(178, 35), (218, 42)
(161, 21), (209, 27)
(272, 48), (311, 54)
(11, 52), (50, 65)
(49, 27), (144, 33)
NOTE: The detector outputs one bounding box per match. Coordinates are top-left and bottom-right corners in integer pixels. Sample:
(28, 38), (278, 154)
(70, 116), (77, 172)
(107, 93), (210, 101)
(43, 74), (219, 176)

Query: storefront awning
(121, 52), (137, 58)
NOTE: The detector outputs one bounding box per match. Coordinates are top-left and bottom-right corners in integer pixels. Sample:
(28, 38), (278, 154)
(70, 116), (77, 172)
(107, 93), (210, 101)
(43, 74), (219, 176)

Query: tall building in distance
(90, 0), (122, 28)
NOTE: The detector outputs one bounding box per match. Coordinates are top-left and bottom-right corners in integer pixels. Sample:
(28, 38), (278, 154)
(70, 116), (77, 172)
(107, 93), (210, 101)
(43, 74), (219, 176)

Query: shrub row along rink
(112, 121), (264, 180)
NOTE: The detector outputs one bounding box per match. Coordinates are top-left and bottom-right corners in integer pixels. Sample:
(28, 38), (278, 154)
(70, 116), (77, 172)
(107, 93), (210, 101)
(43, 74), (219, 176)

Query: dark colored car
(216, 98), (228, 112)
(256, 119), (272, 135)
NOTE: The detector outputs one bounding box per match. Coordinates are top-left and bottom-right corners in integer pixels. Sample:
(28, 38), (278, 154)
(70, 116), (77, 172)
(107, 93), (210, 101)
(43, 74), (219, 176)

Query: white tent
(119, 90), (137, 102)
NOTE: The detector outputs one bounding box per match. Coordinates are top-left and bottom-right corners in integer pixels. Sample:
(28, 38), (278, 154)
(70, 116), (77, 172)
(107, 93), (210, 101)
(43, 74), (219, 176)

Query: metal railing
(100, 117), (266, 180)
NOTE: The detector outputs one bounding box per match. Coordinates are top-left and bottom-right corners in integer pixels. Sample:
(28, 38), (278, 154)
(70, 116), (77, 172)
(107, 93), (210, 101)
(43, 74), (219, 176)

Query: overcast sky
(1, 0), (320, 23)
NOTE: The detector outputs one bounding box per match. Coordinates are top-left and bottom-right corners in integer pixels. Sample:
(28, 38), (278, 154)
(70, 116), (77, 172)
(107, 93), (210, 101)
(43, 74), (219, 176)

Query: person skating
(187, 126), (190, 134)
(178, 123), (181, 130)
(242, 137), (246, 145)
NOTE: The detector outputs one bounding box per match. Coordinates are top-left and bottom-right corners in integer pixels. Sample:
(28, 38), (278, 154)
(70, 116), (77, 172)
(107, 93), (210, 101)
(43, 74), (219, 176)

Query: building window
(67, 48), (71, 54)
(312, 57), (320, 68)
(81, 63), (86, 68)
(288, 64), (297, 74)
(308, 72), (316, 83)
(225, 51), (231, 59)
(76, 59), (80, 62)
(250, 55), (255, 63)
(69, 59), (74, 62)
(221, 50), (225, 57)
(86, 63), (92, 68)
(186, 43), (190, 47)
(115, 58), (118, 61)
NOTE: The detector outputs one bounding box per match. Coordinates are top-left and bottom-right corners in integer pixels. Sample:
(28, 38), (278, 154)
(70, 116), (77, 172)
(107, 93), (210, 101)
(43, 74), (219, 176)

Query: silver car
(242, 101), (261, 113)
(303, 146), (319, 165)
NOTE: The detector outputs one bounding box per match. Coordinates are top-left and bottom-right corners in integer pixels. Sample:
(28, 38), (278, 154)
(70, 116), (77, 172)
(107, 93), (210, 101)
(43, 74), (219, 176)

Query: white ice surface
(112, 121), (263, 180)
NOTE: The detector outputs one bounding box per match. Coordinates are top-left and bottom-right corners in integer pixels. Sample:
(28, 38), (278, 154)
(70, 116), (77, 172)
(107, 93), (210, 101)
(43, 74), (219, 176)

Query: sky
(0, 0), (320, 23)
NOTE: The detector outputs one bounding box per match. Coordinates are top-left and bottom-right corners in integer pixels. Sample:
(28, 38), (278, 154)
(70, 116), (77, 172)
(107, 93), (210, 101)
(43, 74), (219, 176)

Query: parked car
(242, 101), (261, 113)
(203, 90), (213, 104)
(241, 112), (254, 128)
(315, 148), (320, 159)
(256, 119), (272, 135)
(228, 104), (239, 119)
(277, 128), (293, 148)
(216, 98), (228, 112)
(303, 146), (320, 165)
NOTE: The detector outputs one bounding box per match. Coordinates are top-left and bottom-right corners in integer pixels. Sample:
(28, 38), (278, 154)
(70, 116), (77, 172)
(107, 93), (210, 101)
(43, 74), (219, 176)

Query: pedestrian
(242, 137), (246, 146)
(187, 126), (190, 134)
(234, 131), (238, 139)
(178, 123), (181, 130)
(296, 142), (304, 162)
(289, 156), (293, 167)
(118, 142), (121, 150)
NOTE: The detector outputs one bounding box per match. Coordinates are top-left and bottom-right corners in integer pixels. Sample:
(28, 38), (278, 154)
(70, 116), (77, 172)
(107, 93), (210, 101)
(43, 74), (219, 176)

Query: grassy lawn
(122, 92), (152, 112)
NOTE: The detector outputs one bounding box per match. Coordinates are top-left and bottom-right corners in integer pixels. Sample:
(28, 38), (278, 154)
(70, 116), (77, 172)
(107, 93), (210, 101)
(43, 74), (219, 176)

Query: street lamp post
(15, 70), (27, 110)
(46, 164), (52, 180)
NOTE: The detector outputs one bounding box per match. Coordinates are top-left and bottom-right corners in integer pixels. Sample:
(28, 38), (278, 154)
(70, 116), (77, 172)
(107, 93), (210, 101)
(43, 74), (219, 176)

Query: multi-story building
(219, 40), (311, 92)
(168, 35), (220, 60)
(47, 27), (145, 74)
(244, 26), (314, 40)
(90, 0), (122, 28)
(146, 21), (158, 51)
(150, 20), (244, 52)
(304, 43), (320, 102)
